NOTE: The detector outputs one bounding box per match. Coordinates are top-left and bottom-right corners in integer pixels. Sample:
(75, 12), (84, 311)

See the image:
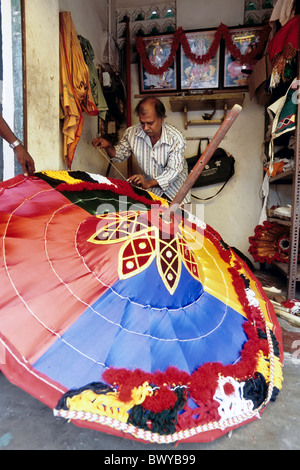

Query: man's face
(139, 104), (163, 141)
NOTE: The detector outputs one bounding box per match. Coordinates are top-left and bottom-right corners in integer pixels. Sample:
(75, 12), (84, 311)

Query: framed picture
(223, 26), (263, 88)
(139, 34), (178, 93)
(180, 30), (220, 90)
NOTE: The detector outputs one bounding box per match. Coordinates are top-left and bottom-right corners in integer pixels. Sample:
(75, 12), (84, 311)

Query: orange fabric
(264, 160), (286, 176)
(59, 12), (98, 169)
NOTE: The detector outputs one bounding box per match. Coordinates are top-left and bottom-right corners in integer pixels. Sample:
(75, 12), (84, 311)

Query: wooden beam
(162, 103), (242, 221)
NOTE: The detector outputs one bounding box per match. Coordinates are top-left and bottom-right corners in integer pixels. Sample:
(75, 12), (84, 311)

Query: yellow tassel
(66, 382), (153, 423)
(256, 351), (283, 391)
(41, 170), (83, 185)
(273, 355), (283, 390)
(148, 192), (169, 207)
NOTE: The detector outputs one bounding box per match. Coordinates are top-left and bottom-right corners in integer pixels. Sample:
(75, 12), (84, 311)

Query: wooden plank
(271, 301), (300, 327)
(162, 104), (242, 220)
(169, 92), (245, 112)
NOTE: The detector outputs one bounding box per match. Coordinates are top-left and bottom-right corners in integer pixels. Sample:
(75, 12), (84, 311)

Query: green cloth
(78, 35), (108, 120)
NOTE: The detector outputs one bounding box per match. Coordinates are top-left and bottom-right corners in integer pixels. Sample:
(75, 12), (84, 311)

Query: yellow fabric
(148, 192), (170, 207)
(181, 225), (273, 324)
(181, 224), (247, 318)
(256, 351), (283, 391)
(41, 171), (84, 185)
(66, 382), (152, 423)
(59, 12), (98, 169)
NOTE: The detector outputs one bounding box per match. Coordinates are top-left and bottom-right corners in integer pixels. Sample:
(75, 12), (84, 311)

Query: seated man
(92, 97), (190, 203)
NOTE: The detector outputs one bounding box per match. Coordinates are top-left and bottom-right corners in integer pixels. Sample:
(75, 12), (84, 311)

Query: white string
(97, 147), (128, 182)
(96, 147), (158, 196)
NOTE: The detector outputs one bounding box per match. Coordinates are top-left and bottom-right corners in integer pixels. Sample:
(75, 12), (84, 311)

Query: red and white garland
(136, 23), (271, 75)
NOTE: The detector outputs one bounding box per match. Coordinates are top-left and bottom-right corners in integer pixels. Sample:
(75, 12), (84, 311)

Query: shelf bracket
(169, 92), (244, 129)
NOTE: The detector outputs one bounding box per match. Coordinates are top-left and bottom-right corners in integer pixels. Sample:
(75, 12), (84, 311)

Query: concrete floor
(0, 313), (299, 451)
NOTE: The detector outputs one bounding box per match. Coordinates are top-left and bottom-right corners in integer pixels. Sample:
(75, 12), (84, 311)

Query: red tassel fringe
(56, 179), (162, 208)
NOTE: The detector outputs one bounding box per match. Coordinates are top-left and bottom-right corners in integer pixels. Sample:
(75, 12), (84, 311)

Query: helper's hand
(14, 146), (35, 176)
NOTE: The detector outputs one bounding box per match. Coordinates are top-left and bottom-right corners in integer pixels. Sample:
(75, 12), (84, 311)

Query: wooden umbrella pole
(162, 103), (243, 222)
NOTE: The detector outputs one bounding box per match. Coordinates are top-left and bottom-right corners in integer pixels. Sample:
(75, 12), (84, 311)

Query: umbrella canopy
(0, 172), (283, 444)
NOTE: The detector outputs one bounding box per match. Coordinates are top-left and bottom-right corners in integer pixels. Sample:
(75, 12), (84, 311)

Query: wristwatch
(9, 139), (22, 149)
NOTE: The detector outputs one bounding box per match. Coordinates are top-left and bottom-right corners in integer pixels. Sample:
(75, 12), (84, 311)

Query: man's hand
(92, 137), (111, 149)
(14, 146), (35, 176)
(92, 137), (116, 159)
(127, 174), (158, 190)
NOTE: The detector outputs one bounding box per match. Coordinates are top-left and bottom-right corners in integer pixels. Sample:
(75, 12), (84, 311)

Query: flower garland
(136, 23), (271, 75)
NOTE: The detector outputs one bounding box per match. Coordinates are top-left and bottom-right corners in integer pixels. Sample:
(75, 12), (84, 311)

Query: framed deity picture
(223, 26), (263, 88)
(139, 34), (178, 93)
(180, 30), (220, 91)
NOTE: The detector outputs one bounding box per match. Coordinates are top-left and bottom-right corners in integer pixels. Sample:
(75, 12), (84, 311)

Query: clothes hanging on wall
(268, 15), (300, 88)
(78, 35), (108, 120)
(269, 0), (296, 29)
(59, 12), (98, 169)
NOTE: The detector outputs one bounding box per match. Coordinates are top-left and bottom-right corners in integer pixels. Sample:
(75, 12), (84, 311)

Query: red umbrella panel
(0, 172), (283, 444)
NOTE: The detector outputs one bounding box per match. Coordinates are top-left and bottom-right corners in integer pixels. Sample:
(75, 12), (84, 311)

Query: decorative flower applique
(88, 209), (203, 295)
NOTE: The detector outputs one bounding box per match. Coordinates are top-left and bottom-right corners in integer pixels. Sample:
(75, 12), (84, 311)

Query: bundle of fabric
(0, 172), (283, 444)
(281, 299), (300, 315)
(78, 35), (108, 120)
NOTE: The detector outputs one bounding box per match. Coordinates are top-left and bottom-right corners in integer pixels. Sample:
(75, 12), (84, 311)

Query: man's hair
(135, 97), (166, 119)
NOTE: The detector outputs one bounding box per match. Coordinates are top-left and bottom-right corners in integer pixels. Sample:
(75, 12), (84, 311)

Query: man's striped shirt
(113, 123), (191, 203)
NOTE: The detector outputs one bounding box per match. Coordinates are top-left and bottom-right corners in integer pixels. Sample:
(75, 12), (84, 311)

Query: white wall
(177, 0), (245, 29)
(24, 0), (61, 170)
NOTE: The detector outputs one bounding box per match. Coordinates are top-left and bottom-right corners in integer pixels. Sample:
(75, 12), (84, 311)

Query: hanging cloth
(269, 0), (295, 29)
(268, 15), (300, 88)
(78, 35), (108, 120)
(267, 78), (297, 141)
(59, 12), (98, 169)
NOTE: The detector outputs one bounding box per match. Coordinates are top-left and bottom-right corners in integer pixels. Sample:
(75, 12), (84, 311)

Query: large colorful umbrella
(0, 169), (283, 444)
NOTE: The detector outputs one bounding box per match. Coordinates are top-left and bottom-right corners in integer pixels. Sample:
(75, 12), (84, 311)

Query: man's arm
(0, 115), (35, 176)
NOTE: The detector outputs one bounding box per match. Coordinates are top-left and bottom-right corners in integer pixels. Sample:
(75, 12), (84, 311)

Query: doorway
(0, 0), (24, 181)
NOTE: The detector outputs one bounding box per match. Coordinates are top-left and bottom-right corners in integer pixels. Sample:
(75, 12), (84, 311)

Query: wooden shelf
(269, 168), (294, 184)
(267, 217), (291, 226)
(169, 92), (245, 129)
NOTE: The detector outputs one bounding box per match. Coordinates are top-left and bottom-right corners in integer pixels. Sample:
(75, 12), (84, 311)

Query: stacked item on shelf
(249, 11), (300, 300)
